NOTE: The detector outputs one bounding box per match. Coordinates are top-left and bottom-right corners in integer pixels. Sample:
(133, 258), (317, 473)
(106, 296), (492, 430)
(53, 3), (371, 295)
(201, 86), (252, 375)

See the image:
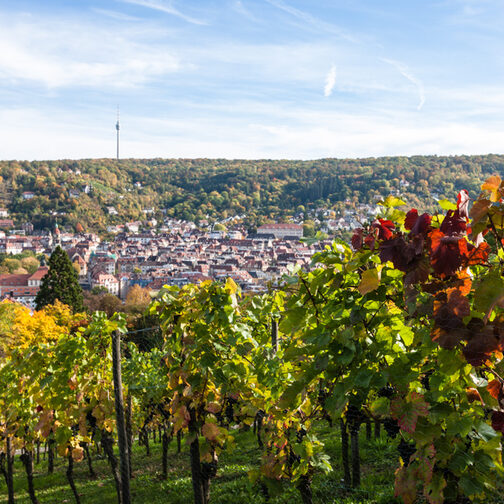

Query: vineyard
(2, 177), (504, 504)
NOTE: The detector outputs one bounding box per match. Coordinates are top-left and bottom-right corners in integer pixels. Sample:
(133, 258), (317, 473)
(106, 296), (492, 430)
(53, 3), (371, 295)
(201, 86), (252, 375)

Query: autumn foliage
(3, 176), (504, 504)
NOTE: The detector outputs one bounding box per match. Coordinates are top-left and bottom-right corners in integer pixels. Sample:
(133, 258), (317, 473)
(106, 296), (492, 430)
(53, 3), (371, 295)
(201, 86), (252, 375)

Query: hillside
(0, 154), (503, 233)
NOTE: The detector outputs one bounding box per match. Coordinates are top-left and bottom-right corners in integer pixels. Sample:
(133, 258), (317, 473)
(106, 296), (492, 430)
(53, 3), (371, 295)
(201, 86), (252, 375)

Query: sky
(1, 0), (504, 160)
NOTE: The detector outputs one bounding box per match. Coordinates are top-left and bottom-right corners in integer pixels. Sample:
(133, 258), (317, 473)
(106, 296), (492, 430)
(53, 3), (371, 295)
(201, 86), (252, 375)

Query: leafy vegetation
(2, 155), (504, 232)
(0, 251), (41, 275)
(2, 177), (504, 504)
(0, 424), (405, 504)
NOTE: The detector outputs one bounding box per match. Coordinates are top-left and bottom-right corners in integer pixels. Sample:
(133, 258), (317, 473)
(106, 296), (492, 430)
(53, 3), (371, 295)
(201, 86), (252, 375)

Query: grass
(0, 426), (404, 504)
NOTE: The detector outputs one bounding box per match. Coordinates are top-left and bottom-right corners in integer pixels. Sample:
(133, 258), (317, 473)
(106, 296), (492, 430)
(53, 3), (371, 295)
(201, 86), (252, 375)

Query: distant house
(107, 206), (118, 216)
(0, 219), (14, 229)
(0, 267), (49, 309)
(0, 208), (8, 218)
(125, 222), (141, 233)
(22, 192), (35, 200)
(91, 273), (119, 296)
(69, 189), (80, 198)
(256, 223), (303, 239)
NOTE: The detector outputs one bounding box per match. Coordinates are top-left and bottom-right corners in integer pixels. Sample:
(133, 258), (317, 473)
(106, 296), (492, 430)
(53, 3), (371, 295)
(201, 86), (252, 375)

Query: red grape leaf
(447, 288), (470, 318)
(429, 230), (464, 278)
(390, 392), (429, 434)
(364, 233), (376, 250)
(463, 325), (504, 366)
(491, 410), (504, 434)
(457, 190), (470, 219)
(404, 257), (430, 286)
(469, 198), (491, 225)
(380, 236), (409, 271)
(431, 327), (465, 350)
(440, 209), (467, 236)
(466, 388), (483, 404)
(404, 209), (418, 230)
(351, 228), (363, 250)
(463, 241), (490, 266)
(487, 380), (502, 400)
(411, 213), (432, 235)
(373, 218), (395, 240)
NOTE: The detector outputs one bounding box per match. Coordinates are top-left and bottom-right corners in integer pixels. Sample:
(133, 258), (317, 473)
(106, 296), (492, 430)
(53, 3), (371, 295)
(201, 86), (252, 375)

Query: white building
(256, 223), (303, 239)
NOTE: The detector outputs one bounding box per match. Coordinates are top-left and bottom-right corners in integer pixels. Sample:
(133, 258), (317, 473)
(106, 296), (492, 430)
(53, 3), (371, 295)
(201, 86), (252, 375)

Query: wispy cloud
(324, 64), (337, 97)
(264, 0), (359, 43)
(232, 1), (260, 22)
(382, 58), (425, 110)
(92, 8), (141, 21)
(118, 0), (207, 25)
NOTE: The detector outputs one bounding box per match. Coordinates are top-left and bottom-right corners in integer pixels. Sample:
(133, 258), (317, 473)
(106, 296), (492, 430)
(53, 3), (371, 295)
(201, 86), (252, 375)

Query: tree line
(1, 155), (503, 233)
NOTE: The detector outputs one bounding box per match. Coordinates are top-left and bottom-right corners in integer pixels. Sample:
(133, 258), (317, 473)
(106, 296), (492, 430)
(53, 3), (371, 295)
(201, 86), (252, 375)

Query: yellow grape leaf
(202, 422), (220, 442)
(358, 268), (381, 295)
(206, 402), (221, 414)
(481, 175), (502, 202)
(72, 446), (84, 462)
(173, 405), (191, 432)
(225, 277), (238, 295)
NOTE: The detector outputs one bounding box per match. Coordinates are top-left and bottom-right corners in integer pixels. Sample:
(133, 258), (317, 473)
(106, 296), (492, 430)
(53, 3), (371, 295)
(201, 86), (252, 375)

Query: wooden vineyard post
(112, 330), (131, 504)
(271, 318), (279, 354)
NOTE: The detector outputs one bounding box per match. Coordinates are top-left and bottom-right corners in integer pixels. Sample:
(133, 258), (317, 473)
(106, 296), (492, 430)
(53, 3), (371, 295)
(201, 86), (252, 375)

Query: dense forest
(0, 154), (503, 233)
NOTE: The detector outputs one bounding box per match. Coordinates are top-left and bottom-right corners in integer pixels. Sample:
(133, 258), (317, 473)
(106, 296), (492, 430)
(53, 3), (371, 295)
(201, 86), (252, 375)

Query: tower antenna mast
(116, 106), (120, 160)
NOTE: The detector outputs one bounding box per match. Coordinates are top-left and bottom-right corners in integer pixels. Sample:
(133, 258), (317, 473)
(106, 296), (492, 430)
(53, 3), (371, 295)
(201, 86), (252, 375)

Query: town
(0, 194), (390, 310)
(0, 218), (326, 309)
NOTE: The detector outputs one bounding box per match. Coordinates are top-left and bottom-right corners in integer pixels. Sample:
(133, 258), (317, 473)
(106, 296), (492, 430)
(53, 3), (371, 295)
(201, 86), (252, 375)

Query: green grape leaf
(394, 465), (417, 504)
(474, 271), (504, 323)
(459, 474), (485, 497)
(370, 396), (390, 416)
(423, 472), (446, 504)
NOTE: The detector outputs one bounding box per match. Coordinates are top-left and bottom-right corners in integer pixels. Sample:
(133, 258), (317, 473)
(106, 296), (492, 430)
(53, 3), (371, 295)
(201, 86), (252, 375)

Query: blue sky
(1, 0), (504, 160)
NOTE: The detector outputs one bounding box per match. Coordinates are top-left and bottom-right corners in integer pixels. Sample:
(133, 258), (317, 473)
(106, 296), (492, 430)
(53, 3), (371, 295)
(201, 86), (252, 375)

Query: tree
(21, 256), (40, 274)
(35, 246), (84, 312)
(125, 285), (151, 311)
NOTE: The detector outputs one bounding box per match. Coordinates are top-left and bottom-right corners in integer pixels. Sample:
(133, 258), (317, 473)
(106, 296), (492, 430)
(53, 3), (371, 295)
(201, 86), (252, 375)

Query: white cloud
(118, 0), (207, 25)
(0, 16), (180, 88)
(3, 103), (504, 161)
(381, 58), (425, 110)
(324, 64), (337, 97)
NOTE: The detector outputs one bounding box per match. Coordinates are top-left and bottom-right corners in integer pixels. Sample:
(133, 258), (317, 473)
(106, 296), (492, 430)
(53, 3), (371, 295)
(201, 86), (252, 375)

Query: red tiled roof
(28, 267), (49, 281)
(0, 273), (31, 287)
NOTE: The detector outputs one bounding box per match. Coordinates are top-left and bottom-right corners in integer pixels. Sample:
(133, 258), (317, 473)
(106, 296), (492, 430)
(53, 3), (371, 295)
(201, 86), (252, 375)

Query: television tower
(115, 107), (120, 160)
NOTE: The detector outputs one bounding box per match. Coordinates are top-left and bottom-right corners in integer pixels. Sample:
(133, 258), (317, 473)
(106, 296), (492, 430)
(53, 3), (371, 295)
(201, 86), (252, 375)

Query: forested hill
(1, 154), (503, 233)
